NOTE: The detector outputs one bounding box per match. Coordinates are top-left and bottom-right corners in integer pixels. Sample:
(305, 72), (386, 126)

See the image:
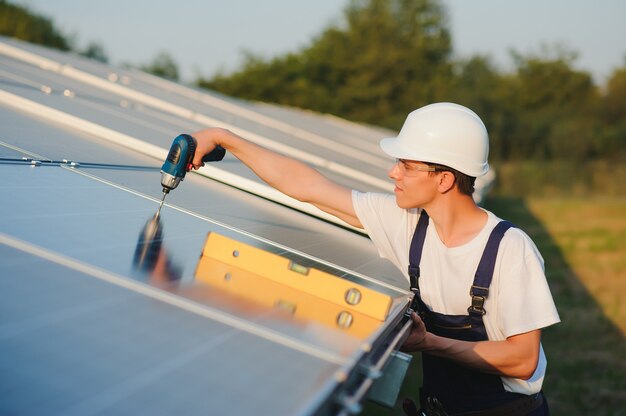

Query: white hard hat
(380, 102), (490, 177)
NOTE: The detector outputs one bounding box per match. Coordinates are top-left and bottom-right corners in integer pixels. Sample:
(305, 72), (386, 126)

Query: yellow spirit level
(194, 233), (393, 337)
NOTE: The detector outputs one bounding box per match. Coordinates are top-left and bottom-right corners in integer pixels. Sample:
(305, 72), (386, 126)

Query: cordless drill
(156, 134), (225, 218)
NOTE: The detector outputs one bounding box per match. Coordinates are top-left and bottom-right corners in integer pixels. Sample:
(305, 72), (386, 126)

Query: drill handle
(201, 145), (226, 163)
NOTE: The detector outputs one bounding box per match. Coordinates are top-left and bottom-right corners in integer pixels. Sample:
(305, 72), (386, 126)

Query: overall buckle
(468, 285), (489, 315)
(408, 265), (420, 290)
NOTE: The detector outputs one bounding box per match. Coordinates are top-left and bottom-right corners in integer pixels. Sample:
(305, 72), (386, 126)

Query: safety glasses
(395, 159), (436, 177)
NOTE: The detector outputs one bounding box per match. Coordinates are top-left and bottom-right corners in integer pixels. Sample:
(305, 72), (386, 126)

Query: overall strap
(468, 220), (515, 316)
(408, 210), (430, 291)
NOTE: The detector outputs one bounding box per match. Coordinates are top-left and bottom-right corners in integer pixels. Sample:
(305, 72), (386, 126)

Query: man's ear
(438, 171), (456, 194)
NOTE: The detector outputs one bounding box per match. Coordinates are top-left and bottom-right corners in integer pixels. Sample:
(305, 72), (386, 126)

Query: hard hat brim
(379, 136), (409, 160)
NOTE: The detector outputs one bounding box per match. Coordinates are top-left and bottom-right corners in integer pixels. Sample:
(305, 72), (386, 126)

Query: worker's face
(388, 159), (439, 208)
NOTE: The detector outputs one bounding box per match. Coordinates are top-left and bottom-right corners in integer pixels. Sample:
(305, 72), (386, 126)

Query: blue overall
(408, 211), (548, 415)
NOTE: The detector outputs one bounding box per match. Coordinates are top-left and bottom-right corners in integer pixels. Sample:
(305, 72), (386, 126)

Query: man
(190, 102), (560, 415)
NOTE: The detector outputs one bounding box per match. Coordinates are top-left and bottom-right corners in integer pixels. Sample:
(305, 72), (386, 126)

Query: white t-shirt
(352, 191), (560, 395)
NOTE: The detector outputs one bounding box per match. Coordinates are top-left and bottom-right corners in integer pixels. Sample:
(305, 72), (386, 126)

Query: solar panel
(0, 35), (421, 414)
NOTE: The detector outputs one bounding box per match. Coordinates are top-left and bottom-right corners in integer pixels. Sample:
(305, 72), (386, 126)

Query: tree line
(2, 0), (625, 195)
(199, 0), (625, 172)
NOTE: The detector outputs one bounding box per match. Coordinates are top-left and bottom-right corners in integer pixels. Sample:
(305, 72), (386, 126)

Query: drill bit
(155, 191), (167, 219)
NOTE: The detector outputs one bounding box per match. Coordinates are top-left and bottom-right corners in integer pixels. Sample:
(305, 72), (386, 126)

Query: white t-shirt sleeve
(494, 228), (560, 338)
(495, 230), (559, 394)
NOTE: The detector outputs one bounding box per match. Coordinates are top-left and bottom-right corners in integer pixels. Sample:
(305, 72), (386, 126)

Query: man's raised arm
(191, 128), (363, 229)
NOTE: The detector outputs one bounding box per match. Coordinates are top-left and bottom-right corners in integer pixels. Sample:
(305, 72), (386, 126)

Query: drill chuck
(160, 173), (178, 193)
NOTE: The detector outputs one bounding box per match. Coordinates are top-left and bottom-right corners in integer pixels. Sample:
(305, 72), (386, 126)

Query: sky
(14, 0), (626, 85)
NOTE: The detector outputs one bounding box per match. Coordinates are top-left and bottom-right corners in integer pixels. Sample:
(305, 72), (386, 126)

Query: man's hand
(401, 312), (428, 352)
(190, 128), (228, 170)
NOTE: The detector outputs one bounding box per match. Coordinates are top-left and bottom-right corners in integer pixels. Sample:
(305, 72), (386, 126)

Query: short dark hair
(426, 163), (476, 196)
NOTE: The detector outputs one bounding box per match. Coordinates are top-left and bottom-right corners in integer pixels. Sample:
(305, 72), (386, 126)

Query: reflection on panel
(0, 244), (339, 415)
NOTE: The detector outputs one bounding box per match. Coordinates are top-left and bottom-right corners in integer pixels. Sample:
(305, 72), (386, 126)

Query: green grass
(491, 160), (626, 198)
(362, 196), (626, 416)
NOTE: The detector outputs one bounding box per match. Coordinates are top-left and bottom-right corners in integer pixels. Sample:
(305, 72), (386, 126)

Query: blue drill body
(156, 134), (225, 217)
